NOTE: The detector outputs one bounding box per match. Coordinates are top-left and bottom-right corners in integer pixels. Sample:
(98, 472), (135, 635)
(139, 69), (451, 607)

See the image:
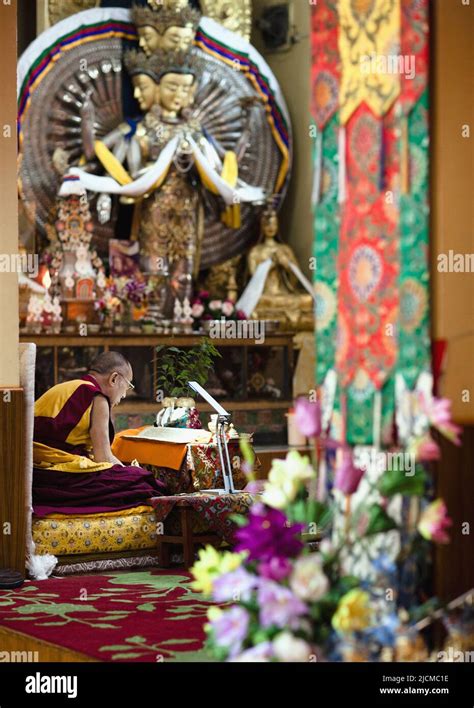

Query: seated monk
(32, 351), (167, 517)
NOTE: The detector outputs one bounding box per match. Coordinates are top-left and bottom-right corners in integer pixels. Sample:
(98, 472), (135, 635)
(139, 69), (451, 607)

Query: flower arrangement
(191, 394), (463, 662)
(104, 275), (151, 329)
(94, 278), (121, 318)
(191, 290), (246, 327)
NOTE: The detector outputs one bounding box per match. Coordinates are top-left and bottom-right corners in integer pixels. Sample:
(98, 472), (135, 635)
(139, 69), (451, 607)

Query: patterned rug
(0, 570), (213, 662)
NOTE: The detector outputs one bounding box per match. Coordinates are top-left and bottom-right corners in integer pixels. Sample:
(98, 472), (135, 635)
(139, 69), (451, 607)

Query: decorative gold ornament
(201, 0), (252, 40)
(47, 0), (100, 26)
(148, 0), (189, 9)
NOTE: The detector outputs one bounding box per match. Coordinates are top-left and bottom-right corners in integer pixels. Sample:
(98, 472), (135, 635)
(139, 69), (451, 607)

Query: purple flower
(334, 451), (365, 495)
(231, 641), (274, 662)
(244, 479), (265, 494)
(210, 606), (250, 657)
(212, 568), (258, 603)
(234, 504), (304, 562)
(258, 557), (293, 582)
(294, 397), (322, 438)
(258, 579), (308, 629)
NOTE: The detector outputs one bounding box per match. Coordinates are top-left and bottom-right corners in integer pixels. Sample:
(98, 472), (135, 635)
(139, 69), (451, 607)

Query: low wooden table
(151, 491), (256, 569)
(157, 503), (222, 569)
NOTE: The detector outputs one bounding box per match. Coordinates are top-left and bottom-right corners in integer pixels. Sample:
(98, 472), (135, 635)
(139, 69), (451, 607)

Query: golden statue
(132, 4), (201, 56)
(247, 208), (314, 331)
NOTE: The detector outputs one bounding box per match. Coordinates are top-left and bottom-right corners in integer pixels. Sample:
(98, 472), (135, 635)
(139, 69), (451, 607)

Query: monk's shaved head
(89, 351), (132, 377)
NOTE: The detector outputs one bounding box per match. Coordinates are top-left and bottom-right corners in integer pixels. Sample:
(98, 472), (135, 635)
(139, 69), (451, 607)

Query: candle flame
(42, 270), (52, 290)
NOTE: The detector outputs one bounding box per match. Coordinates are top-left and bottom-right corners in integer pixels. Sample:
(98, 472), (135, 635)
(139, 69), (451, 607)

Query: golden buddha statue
(247, 207), (314, 331)
(70, 4), (266, 319)
(124, 49), (205, 314)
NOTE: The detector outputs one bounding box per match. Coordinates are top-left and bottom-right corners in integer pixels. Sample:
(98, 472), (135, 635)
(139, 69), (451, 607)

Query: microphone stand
(215, 413), (235, 494)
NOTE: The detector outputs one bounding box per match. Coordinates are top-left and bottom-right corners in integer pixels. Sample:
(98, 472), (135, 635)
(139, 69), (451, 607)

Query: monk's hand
(130, 458), (140, 467)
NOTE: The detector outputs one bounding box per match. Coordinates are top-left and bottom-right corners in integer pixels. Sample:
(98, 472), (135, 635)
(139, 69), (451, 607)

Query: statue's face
(262, 213), (278, 238)
(162, 26), (195, 52)
(137, 25), (161, 56)
(133, 74), (158, 112)
(156, 72), (196, 116)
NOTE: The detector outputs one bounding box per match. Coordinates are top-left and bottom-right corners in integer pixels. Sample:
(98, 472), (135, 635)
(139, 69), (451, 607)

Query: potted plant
(155, 338), (221, 400)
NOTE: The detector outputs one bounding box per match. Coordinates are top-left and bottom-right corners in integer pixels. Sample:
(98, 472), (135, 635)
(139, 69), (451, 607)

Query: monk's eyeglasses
(117, 372), (135, 391)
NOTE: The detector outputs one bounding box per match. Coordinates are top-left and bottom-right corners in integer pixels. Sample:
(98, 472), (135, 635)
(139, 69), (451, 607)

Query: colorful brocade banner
(311, 0), (430, 445)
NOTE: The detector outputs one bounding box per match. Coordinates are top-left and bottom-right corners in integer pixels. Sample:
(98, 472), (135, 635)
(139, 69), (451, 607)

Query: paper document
(124, 427), (212, 444)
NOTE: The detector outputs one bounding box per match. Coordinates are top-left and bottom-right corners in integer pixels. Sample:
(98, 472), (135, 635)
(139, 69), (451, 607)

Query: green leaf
(125, 635), (147, 644)
(99, 645), (137, 652)
(364, 504), (398, 536)
(287, 499), (307, 524)
(110, 652), (143, 660)
(377, 466), (428, 497)
(229, 513), (248, 527)
(137, 603), (156, 612)
(305, 499), (332, 528)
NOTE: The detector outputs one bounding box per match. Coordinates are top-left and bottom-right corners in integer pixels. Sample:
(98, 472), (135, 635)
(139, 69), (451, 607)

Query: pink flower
(191, 303), (204, 318)
(209, 299), (222, 311)
(334, 451), (364, 496)
(418, 499), (452, 544)
(411, 434), (441, 462)
(257, 580), (308, 629)
(421, 394), (462, 445)
(294, 397), (321, 438)
(221, 301), (234, 317)
(258, 557), (293, 582)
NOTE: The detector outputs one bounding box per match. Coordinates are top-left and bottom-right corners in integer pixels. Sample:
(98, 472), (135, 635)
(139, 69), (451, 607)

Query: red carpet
(0, 570), (212, 662)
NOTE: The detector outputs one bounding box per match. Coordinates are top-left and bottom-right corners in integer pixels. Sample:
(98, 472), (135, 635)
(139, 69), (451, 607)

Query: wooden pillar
(0, 0), (19, 389)
(0, 390), (26, 573)
(0, 2), (24, 573)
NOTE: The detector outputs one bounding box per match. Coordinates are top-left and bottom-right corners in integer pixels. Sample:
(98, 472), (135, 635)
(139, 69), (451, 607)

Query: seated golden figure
(248, 208), (314, 331)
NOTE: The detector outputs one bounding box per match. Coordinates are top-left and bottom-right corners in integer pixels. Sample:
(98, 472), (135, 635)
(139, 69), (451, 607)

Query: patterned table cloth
(115, 435), (252, 495)
(150, 492), (257, 544)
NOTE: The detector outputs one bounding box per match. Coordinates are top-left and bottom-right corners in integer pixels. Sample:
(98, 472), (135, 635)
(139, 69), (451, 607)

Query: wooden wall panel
(0, 390), (26, 574)
(431, 0), (474, 424)
(435, 427), (474, 600)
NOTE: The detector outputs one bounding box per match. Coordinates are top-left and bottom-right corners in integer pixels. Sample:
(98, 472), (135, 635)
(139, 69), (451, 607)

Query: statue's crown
(131, 3), (201, 35)
(124, 48), (202, 82)
(261, 194), (280, 218)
